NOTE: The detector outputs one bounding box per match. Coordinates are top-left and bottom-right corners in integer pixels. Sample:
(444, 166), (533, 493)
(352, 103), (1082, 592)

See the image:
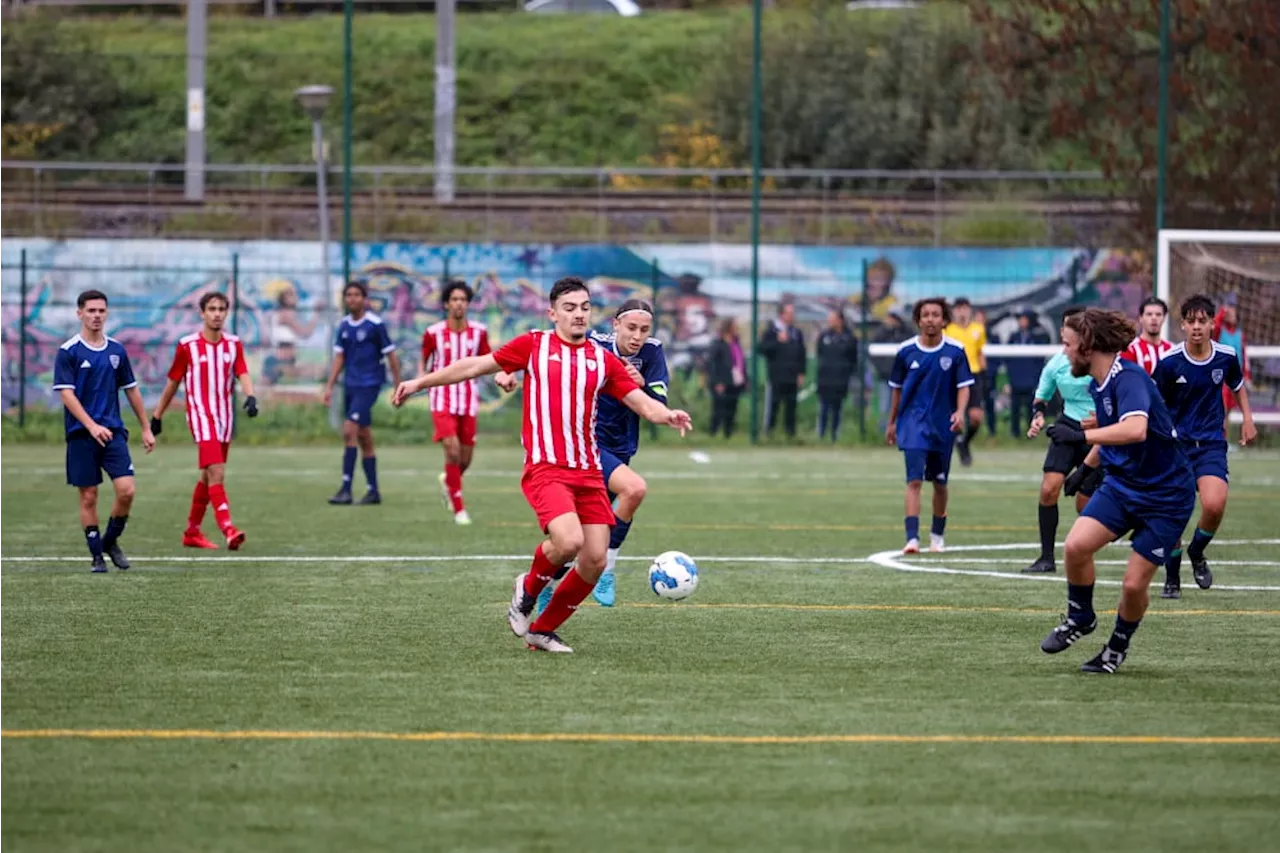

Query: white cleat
(454, 510), (472, 526)
(437, 472), (451, 512)
(902, 538), (920, 554)
(525, 630), (573, 653)
(929, 535), (945, 553)
(508, 573), (535, 637)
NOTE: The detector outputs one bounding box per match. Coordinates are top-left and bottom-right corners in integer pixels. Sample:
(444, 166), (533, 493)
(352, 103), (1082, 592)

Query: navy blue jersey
(334, 313), (395, 388)
(1091, 357), (1191, 497)
(888, 336), (975, 450)
(52, 335), (137, 438)
(1152, 342), (1244, 442)
(590, 330), (669, 457)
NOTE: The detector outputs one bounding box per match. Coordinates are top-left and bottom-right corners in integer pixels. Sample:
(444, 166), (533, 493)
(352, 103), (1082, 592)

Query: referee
(1024, 306), (1100, 574)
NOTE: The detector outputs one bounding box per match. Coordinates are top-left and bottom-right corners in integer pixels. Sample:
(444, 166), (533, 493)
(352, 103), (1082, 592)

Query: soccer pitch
(3, 444), (1279, 851)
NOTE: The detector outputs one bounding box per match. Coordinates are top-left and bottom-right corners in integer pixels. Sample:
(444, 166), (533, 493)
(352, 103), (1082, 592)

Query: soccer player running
(1040, 308), (1195, 674)
(1023, 306), (1099, 574)
(1121, 296), (1173, 375)
(322, 282), (401, 505)
(1152, 294), (1257, 599)
(886, 298), (973, 554)
(151, 292), (259, 550)
(421, 280), (491, 525)
(53, 290), (156, 572)
(392, 277), (692, 654)
(944, 297), (986, 467)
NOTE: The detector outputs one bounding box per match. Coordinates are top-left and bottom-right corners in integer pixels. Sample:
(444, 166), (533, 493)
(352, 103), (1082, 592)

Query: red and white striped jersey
(1122, 337), (1173, 376)
(492, 330), (639, 471)
(167, 332), (249, 443)
(421, 320), (491, 416)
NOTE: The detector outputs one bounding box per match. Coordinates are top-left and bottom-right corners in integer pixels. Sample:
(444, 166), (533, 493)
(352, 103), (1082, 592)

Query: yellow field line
(616, 602), (1280, 617)
(3, 729), (1277, 745)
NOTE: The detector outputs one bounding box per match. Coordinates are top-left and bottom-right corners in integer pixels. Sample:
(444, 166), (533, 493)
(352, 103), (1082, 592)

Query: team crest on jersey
(356, 329), (367, 342)
(1211, 368), (1224, 384)
(939, 356), (952, 371)
(1102, 397), (1113, 417)
(626, 356), (644, 370)
(109, 354), (120, 369)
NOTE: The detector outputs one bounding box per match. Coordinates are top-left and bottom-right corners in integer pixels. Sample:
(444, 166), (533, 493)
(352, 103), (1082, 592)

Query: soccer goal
(1158, 230), (1280, 426)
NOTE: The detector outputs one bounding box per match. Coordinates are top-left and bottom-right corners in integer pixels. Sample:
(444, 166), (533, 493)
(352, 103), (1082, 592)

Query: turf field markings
(3, 729), (1278, 746)
(619, 602), (1280, 617)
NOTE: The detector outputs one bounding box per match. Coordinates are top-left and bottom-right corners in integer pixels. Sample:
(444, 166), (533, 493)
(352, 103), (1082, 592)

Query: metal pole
(649, 258), (661, 442)
(231, 253), (240, 337)
(185, 0), (207, 200)
(858, 258), (869, 440)
(19, 249), (28, 428)
(748, 0), (763, 444)
(314, 118), (332, 297)
(343, 0), (354, 286)
(1154, 0), (1170, 294)
(434, 0), (456, 203)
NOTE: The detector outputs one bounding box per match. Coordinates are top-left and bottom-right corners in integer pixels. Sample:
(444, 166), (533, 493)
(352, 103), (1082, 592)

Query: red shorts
(521, 464), (615, 532)
(196, 440), (231, 468)
(432, 411), (477, 445)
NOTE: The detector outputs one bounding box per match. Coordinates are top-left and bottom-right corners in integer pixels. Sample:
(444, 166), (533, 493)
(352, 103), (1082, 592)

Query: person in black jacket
(816, 310), (858, 441)
(1004, 307), (1050, 436)
(757, 303), (807, 438)
(705, 317), (747, 438)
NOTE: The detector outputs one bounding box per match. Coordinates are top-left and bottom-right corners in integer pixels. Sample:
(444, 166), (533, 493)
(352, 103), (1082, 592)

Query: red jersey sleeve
(420, 330), (436, 367)
(166, 342), (189, 382)
(602, 350), (641, 400)
(1120, 342), (1137, 364)
(477, 329), (492, 357)
(493, 332), (535, 374)
(233, 341), (249, 377)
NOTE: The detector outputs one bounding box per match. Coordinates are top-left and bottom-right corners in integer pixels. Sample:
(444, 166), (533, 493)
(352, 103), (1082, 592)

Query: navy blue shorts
(599, 447), (632, 501)
(1183, 440), (1229, 483)
(66, 432), (134, 487)
(1080, 480), (1194, 566)
(344, 385), (380, 427)
(902, 445), (954, 484)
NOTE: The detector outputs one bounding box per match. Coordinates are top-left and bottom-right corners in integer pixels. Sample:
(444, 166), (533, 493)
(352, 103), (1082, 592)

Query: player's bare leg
(527, 522), (610, 653)
(438, 435), (470, 524)
(1042, 516), (1114, 653)
(902, 480), (923, 553)
(509, 513), (585, 639)
(928, 482), (948, 552)
(78, 486), (108, 572)
(957, 406), (983, 467)
(184, 467), (219, 550)
(594, 465), (646, 607)
(330, 420), (359, 504)
(100, 475), (135, 570)
(1187, 475), (1227, 589)
(356, 425), (380, 505)
(1081, 551), (1158, 674)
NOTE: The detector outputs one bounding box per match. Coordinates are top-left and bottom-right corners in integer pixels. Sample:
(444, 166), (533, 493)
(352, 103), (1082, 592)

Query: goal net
(1158, 230), (1280, 426)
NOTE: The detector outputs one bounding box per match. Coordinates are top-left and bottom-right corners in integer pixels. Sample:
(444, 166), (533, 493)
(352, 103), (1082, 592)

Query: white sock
(605, 548), (619, 573)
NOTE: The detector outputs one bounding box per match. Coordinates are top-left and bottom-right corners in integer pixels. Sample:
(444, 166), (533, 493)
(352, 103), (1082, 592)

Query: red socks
(445, 463), (465, 513)
(188, 481), (210, 531)
(208, 484), (233, 533)
(529, 569), (594, 634)
(523, 543), (558, 597)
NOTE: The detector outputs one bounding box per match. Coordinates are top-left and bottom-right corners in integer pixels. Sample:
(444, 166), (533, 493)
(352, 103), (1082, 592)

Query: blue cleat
(535, 583), (554, 617)
(593, 570), (616, 607)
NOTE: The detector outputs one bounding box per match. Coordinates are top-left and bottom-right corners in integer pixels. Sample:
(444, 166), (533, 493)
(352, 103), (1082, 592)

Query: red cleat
(224, 526), (246, 551)
(183, 529), (219, 550)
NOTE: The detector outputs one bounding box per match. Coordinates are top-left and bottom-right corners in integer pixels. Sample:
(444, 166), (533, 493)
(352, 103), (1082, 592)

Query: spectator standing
(1005, 308), (1051, 437)
(706, 317), (747, 438)
(757, 303), (807, 438)
(816, 310), (858, 442)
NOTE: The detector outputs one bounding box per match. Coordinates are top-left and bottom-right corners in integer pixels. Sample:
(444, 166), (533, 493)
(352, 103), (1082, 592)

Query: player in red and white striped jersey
(393, 276), (691, 654)
(420, 281), (491, 525)
(151, 292), (259, 551)
(1121, 296), (1173, 375)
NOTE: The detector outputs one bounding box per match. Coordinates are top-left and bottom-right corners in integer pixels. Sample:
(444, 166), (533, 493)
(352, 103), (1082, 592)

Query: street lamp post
(296, 85), (335, 299)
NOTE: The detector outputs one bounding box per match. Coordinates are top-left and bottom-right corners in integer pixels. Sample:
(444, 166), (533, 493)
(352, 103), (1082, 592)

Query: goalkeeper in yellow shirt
(944, 297), (987, 467)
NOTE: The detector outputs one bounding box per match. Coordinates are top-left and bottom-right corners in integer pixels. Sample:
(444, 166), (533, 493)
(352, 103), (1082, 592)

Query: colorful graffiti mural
(1, 239), (1153, 412)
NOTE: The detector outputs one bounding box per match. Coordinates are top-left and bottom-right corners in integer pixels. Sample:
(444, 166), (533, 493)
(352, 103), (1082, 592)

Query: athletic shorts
(343, 385), (379, 426)
(1080, 479), (1194, 566)
(196, 440), (231, 469)
(66, 432), (134, 487)
(599, 446), (632, 499)
(1043, 417), (1091, 475)
(521, 463), (616, 532)
(1183, 440), (1229, 483)
(968, 371), (988, 409)
(432, 411), (477, 446)
(902, 445), (954, 484)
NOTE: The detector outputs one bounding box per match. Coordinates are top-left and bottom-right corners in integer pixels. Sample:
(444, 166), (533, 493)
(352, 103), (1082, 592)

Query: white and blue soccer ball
(648, 550), (699, 601)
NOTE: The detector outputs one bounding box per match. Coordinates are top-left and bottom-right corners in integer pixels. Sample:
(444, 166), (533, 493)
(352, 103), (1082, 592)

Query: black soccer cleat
(91, 554), (108, 574)
(957, 439), (973, 468)
(103, 541), (130, 570)
(1041, 613), (1097, 654)
(357, 490), (382, 506)
(1080, 646), (1126, 674)
(328, 489), (353, 506)
(1161, 575), (1181, 600)
(1192, 555), (1213, 590)
(1022, 557), (1056, 574)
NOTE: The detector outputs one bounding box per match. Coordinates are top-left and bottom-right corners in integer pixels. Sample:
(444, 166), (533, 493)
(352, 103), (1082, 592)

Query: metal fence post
(933, 173), (942, 247)
(19, 249), (28, 427)
(858, 257), (869, 440)
(649, 257), (661, 441)
(231, 253), (240, 336)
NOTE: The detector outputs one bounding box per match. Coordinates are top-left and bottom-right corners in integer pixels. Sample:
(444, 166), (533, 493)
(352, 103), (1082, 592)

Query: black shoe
(91, 554), (108, 573)
(1022, 557), (1056, 574)
(1041, 613), (1097, 654)
(1161, 575), (1181, 600)
(103, 541), (130, 570)
(957, 440), (973, 467)
(1191, 555), (1213, 589)
(357, 490), (382, 506)
(328, 489), (353, 505)
(1080, 645), (1126, 674)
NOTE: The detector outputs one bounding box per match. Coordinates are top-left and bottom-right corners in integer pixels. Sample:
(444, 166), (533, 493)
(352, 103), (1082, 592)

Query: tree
(972, 0), (1280, 236)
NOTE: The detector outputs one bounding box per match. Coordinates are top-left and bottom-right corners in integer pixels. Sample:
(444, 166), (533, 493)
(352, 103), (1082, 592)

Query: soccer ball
(648, 551), (699, 601)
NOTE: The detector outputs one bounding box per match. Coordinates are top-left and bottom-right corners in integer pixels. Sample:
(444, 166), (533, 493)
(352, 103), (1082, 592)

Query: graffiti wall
(1, 239), (1153, 412)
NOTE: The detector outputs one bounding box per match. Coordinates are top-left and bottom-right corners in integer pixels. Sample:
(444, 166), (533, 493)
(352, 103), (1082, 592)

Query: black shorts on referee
(1043, 416), (1090, 475)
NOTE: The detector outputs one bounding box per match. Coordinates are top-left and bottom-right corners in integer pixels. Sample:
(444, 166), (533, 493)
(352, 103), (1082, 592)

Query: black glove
(1047, 421), (1086, 445)
(1064, 463), (1099, 497)
(243, 395), (259, 418)
(149, 416), (163, 436)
